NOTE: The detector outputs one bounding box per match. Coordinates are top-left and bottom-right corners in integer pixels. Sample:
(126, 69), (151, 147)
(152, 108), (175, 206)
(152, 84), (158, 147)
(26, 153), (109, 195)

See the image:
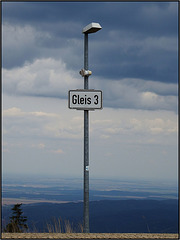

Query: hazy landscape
(2, 175), (178, 233)
(2, 2), (178, 237)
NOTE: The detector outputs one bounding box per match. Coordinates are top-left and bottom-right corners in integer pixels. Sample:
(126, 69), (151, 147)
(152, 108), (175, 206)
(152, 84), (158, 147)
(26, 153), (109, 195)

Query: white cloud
(3, 24), (37, 51)
(3, 57), (81, 98)
(2, 2), (177, 181)
(90, 107), (177, 146)
(32, 143), (45, 149)
(94, 78), (177, 111)
(3, 104), (84, 141)
(2, 22), (83, 70)
(51, 148), (64, 154)
(3, 58), (177, 112)
(3, 103), (177, 155)
(3, 107), (24, 117)
(2, 96), (177, 180)
(3, 107), (57, 118)
(140, 91), (176, 110)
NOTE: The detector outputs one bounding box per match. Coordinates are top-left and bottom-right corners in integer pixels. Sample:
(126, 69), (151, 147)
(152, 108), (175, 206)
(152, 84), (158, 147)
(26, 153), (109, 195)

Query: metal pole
(83, 33), (89, 233)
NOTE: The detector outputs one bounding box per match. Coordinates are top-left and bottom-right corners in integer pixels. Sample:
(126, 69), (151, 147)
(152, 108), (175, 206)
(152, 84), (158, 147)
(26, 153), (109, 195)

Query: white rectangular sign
(68, 90), (103, 110)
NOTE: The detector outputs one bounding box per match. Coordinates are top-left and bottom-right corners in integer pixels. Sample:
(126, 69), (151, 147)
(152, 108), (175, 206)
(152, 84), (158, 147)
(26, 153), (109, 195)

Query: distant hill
(2, 199), (178, 233)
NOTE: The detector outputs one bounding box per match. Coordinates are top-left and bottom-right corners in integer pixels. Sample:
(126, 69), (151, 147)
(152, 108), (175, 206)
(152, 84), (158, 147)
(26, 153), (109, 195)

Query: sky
(2, 2), (178, 182)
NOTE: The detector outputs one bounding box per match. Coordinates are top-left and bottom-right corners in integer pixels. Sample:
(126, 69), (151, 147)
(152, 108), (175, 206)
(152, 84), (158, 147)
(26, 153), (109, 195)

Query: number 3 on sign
(94, 95), (98, 105)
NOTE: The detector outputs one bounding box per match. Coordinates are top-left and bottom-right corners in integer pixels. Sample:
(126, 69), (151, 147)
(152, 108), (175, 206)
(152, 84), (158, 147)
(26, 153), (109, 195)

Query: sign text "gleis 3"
(68, 90), (103, 110)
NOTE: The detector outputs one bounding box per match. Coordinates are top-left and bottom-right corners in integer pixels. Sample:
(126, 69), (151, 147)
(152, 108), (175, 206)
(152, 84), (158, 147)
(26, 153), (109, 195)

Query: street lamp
(82, 22), (102, 233)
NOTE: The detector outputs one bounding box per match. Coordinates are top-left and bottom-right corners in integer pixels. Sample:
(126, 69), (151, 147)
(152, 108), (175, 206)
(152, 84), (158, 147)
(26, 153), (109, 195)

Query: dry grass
(2, 217), (178, 239)
(45, 217), (83, 233)
(46, 217), (63, 233)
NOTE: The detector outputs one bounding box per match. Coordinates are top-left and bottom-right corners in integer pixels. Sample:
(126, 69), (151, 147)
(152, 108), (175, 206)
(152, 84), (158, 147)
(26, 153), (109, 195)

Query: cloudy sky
(2, 2), (178, 182)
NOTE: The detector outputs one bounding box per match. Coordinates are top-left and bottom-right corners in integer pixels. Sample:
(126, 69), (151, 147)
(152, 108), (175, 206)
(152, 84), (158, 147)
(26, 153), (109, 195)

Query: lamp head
(82, 22), (102, 34)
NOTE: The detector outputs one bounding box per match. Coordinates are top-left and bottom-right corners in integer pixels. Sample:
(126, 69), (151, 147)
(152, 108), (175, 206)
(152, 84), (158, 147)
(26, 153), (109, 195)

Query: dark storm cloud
(2, 2), (178, 84)
(3, 2), (177, 37)
(92, 45), (178, 83)
(90, 29), (177, 83)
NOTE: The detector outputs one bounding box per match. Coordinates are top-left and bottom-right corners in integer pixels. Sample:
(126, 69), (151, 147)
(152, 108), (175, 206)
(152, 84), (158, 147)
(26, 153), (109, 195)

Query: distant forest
(2, 199), (178, 233)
